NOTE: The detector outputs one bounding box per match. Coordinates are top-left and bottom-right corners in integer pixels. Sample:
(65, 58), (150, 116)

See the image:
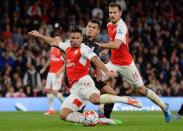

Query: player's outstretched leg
(60, 108), (83, 123)
(99, 94), (143, 108)
(60, 108), (122, 125)
(137, 86), (172, 122)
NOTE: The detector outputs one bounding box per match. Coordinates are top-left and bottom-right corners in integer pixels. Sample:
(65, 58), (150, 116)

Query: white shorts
(62, 75), (100, 111)
(105, 61), (144, 88)
(45, 72), (63, 90)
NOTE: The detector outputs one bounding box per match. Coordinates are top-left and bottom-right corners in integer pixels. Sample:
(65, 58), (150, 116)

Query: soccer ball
(79, 110), (99, 126)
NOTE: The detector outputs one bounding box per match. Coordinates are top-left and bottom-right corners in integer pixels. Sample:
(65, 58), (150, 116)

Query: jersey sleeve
(80, 44), (97, 60)
(58, 40), (70, 51)
(115, 23), (127, 44)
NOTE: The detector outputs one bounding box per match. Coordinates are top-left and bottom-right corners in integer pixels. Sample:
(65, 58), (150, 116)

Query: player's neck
(111, 19), (120, 25)
(86, 35), (95, 41)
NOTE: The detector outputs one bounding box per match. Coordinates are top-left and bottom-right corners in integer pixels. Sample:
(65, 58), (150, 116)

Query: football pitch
(0, 111), (182, 131)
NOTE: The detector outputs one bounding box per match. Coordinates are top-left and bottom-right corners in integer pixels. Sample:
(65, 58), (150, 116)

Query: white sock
(66, 112), (83, 123)
(55, 92), (64, 103)
(100, 94), (129, 104)
(146, 89), (166, 111)
(47, 93), (54, 110)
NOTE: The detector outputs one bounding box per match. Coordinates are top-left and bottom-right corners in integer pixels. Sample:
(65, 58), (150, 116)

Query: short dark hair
(69, 26), (82, 34)
(109, 3), (122, 11)
(88, 18), (101, 28)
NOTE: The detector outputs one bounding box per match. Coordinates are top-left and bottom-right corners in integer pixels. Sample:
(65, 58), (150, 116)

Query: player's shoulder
(58, 39), (71, 51)
(63, 39), (71, 47)
(81, 43), (91, 50)
(118, 19), (127, 29)
(64, 39), (71, 44)
(80, 44), (94, 54)
(116, 19), (128, 34)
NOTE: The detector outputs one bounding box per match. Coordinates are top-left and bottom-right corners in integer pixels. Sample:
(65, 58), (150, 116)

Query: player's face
(86, 22), (99, 39)
(70, 32), (83, 48)
(109, 7), (122, 24)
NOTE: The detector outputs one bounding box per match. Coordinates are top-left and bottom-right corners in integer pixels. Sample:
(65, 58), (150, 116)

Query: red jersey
(59, 41), (96, 87)
(49, 47), (64, 73)
(107, 19), (133, 66)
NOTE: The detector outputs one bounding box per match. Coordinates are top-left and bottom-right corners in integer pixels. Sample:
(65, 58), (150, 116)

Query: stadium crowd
(0, 0), (182, 97)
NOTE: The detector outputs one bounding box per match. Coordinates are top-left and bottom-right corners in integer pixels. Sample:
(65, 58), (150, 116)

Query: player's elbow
(113, 40), (121, 49)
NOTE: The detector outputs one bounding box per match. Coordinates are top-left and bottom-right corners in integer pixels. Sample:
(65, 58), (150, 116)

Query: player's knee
(89, 94), (100, 105)
(136, 86), (146, 96)
(46, 89), (52, 93)
(111, 91), (117, 95)
(52, 90), (58, 96)
(60, 113), (67, 120)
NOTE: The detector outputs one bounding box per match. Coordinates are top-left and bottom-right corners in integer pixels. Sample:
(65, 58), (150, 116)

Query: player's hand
(28, 30), (42, 37)
(55, 72), (61, 78)
(95, 68), (104, 81)
(103, 71), (118, 82)
(109, 71), (118, 77)
(100, 49), (109, 56)
(96, 42), (101, 46)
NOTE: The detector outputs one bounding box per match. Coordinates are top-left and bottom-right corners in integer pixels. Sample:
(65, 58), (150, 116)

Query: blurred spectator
(92, 0), (103, 21)
(25, 86), (33, 97)
(0, 0), (182, 97)
(1, 24), (12, 39)
(27, 1), (42, 18)
(116, 0), (126, 11)
(14, 88), (26, 97)
(12, 27), (24, 46)
(23, 63), (42, 90)
(5, 87), (16, 97)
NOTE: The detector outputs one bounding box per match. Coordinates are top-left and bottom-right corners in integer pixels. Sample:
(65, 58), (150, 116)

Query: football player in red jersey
(97, 3), (172, 122)
(28, 27), (143, 125)
(40, 39), (65, 115)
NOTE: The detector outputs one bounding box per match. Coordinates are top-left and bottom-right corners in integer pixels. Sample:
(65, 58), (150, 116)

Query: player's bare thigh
(100, 84), (116, 95)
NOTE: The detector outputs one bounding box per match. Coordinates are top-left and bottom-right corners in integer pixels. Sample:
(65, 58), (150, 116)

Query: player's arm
(81, 45), (113, 80)
(99, 49), (109, 56)
(91, 56), (110, 73)
(98, 24), (126, 50)
(40, 59), (50, 74)
(97, 39), (122, 49)
(91, 56), (117, 81)
(28, 30), (60, 47)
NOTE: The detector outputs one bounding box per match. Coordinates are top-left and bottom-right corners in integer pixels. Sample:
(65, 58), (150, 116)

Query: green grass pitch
(0, 111), (182, 131)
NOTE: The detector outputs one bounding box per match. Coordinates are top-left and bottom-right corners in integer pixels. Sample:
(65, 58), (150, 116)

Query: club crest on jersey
(117, 29), (123, 34)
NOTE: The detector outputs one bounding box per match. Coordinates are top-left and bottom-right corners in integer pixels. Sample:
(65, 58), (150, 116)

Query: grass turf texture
(0, 111), (182, 131)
